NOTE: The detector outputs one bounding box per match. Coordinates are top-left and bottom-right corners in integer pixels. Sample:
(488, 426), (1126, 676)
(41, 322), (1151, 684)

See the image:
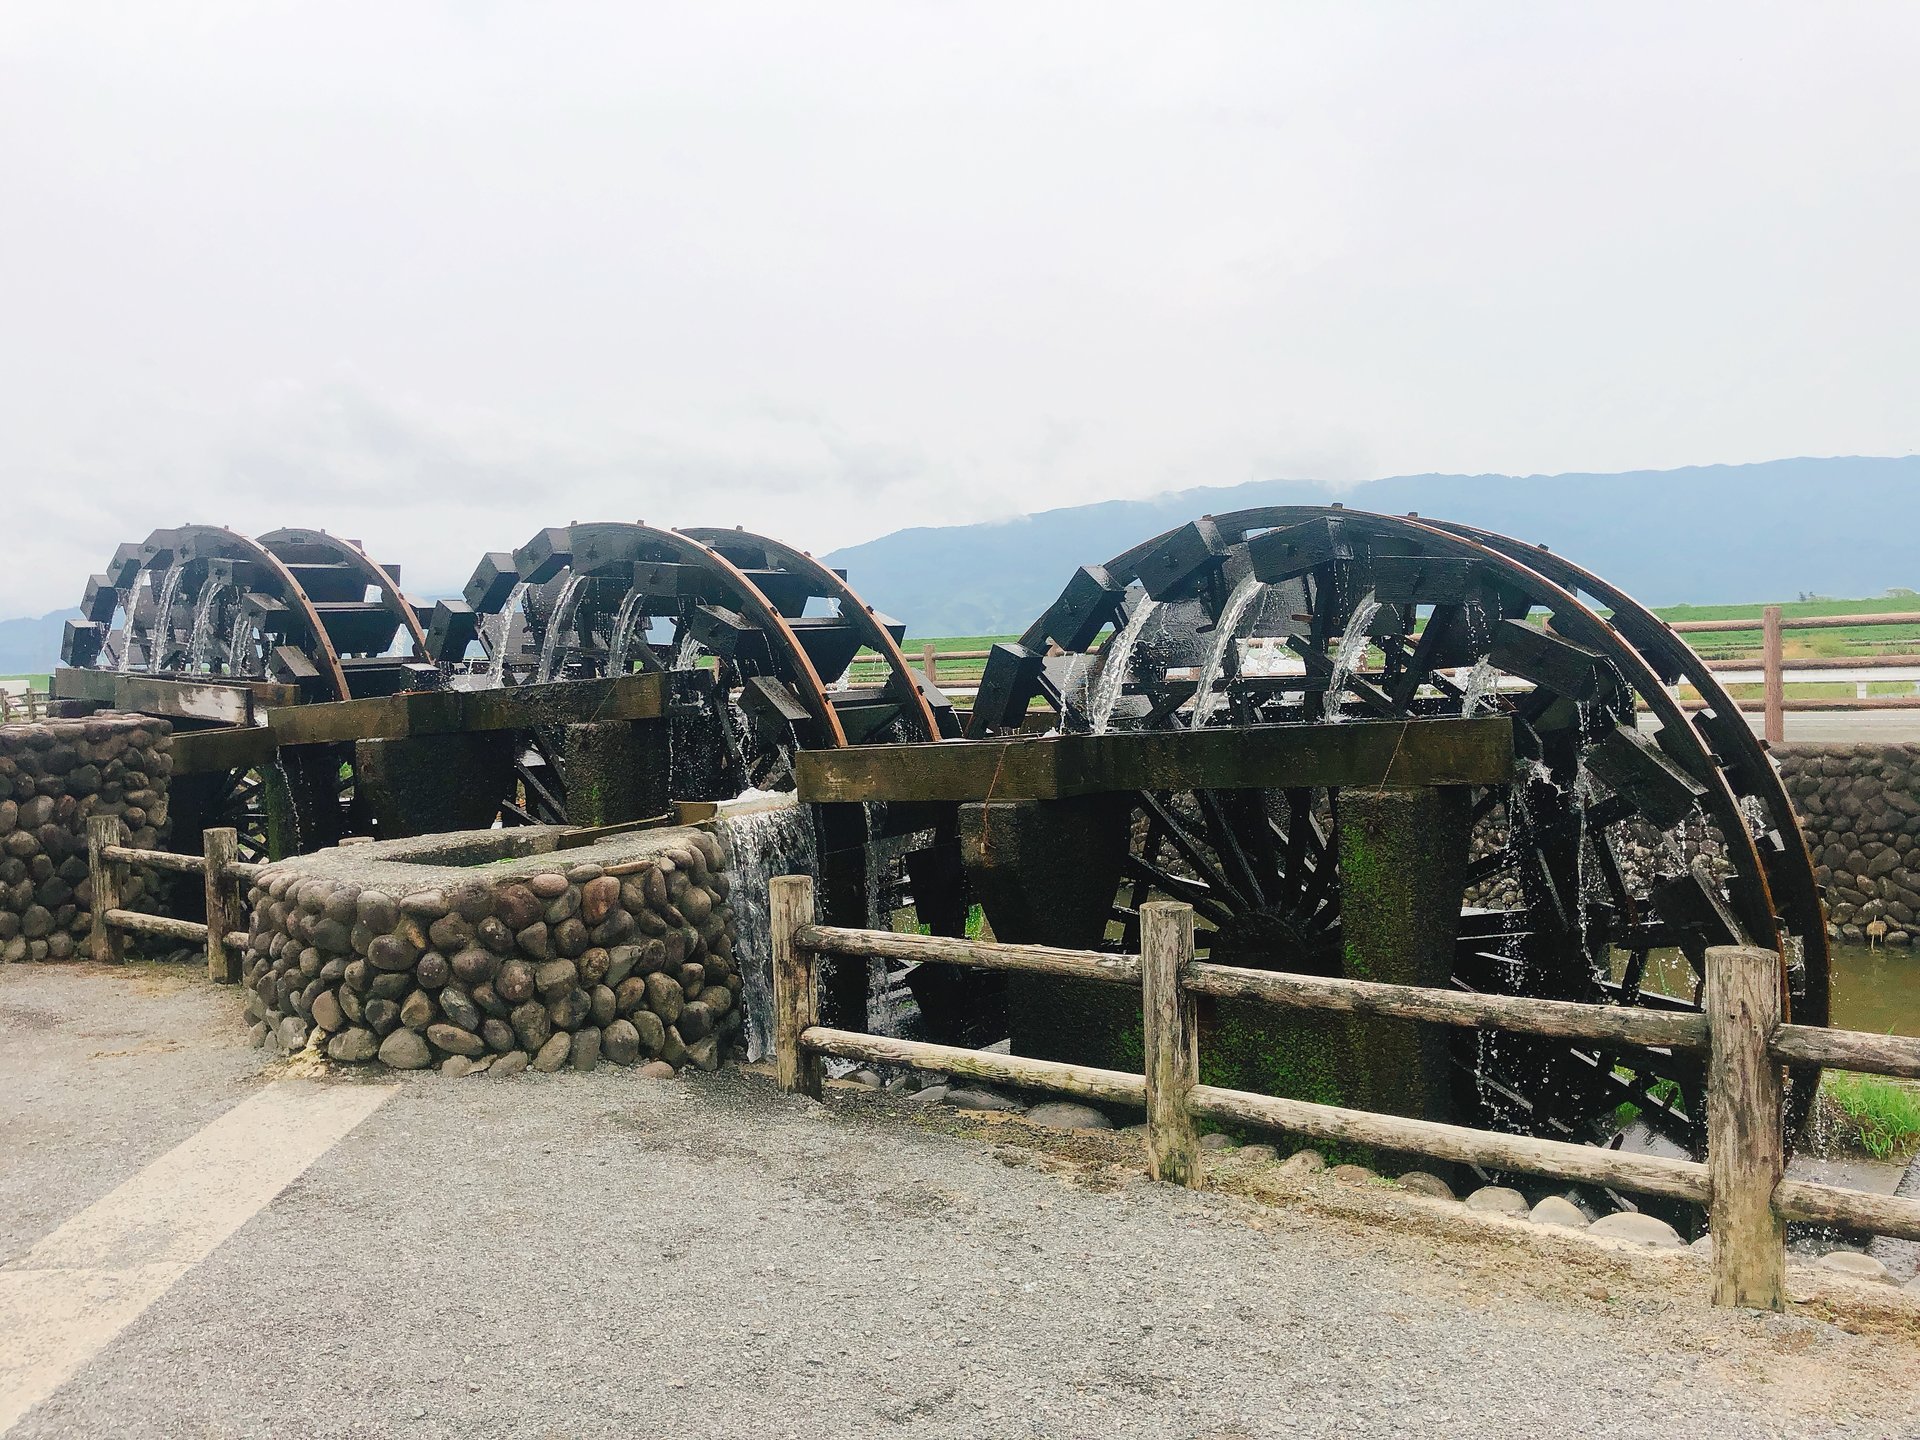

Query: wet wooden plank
(168, 726), (278, 776)
(795, 716), (1513, 803)
(262, 672), (671, 746)
(52, 668), (298, 725)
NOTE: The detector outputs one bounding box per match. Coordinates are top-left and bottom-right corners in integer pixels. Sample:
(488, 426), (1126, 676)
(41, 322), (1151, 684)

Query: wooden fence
(769, 874), (1920, 1311)
(0, 687), (51, 722)
(85, 818), (260, 983)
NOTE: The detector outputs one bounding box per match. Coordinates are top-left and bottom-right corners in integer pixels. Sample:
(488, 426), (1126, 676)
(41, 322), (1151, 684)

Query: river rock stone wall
(0, 713), (171, 962)
(1777, 743), (1920, 945)
(242, 825), (742, 1074)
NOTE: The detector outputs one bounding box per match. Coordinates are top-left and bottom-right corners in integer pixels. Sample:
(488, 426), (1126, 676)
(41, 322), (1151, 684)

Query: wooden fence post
(1705, 944), (1787, 1310)
(87, 813), (126, 964)
(1141, 900), (1201, 1187)
(203, 827), (243, 983)
(1761, 605), (1784, 744)
(771, 873), (823, 1099)
(922, 642), (938, 685)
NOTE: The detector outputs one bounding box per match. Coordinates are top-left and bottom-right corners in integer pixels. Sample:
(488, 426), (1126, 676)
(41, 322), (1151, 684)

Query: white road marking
(0, 1078), (394, 1435)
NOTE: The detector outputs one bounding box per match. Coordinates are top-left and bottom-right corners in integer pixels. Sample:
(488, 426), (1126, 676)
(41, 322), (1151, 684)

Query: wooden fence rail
(772, 874), (1920, 1311)
(855, 606), (1920, 738)
(85, 818), (261, 982)
(0, 688), (51, 723)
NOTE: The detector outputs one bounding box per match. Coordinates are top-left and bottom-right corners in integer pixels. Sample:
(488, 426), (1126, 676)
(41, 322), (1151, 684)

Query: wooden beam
(797, 923), (1142, 986)
(52, 667), (297, 725)
(802, 1027), (1149, 1107)
(168, 725), (279, 776)
(262, 671), (671, 747)
(1185, 961), (1710, 1051)
(104, 909), (209, 944)
(101, 844), (205, 875)
(795, 716), (1514, 804)
(1187, 1084), (1710, 1203)
(1706, 944), (1786, 1310)
(87, 815), (126, 964)
(1774, 1178), (1920, 1243)
(772, 875), (823, 1100)
(203, 827), (244, 984)
(1771, 1022), (1920, 1079)
(1141, 901), (1201, 1188)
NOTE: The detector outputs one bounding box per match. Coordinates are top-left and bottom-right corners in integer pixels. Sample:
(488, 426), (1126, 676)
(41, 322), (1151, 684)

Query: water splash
(1460, 656), (1496, 716)
(713, 798), (818, 1061)
(534, 573), (588, 684)
(1323, 589), (1381, 722)
(1190, 574), (1264, 729)
(671, 629), (702, 671)
(1088, 596), (1159, 735)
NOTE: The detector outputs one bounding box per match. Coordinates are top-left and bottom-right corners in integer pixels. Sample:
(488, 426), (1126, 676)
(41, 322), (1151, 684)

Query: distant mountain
(0, 609), (78, 677)
(823, 457), (1920, 638)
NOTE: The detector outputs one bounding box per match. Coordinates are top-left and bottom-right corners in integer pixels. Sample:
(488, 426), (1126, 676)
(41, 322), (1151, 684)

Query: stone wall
(1776, 743), (1920, 945)
(0, 713), (172, 963)
(241, 824), (742, 1074)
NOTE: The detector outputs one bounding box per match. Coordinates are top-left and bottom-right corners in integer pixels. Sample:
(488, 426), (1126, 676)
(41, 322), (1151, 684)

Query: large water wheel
(966, 505), (1826, 1160)
(64, 526), (430, 860)
(444, 523), (949, 824)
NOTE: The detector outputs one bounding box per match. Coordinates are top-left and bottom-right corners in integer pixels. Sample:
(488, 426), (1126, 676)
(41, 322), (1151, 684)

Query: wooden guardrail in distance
(85, 819), (263, 982)
(769, 874), (1920, 1312)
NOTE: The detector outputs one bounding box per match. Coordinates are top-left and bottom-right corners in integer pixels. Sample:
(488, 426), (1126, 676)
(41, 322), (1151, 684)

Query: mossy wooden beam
(795, 716), (1513, 803)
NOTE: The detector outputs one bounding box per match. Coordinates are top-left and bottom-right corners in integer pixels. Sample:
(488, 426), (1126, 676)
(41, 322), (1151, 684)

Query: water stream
(487, 581), (532, 687)
(714, 796), (818, 1061)
(226, 610), (254, 677)
(608, 589), (648, 675)
(1088, 596), (1158, 735)
(130, 563), (185, 673)
(185, 581), (227, 672)
(1189, 575), (1264, 729)
(1322, 589), (1382, 722)
(534, 574), (588, 684)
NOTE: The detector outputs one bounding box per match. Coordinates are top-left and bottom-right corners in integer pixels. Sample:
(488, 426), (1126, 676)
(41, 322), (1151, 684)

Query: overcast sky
(2, 3), (1915, 616)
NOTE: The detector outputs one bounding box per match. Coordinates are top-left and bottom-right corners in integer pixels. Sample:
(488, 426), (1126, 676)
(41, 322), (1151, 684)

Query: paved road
(3, 962), (1918, 1439)
(1636, 710), (1920, 745)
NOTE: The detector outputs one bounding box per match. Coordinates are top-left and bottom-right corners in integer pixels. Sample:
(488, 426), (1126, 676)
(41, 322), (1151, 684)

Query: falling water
(226, 610), (254, 677)
(145, 563), (187, 671)
(671, 629), (702, 671)
(608, 589), (648, 675)
(1088, 597), (1159, 735)
(713, 797), (818, 1061)
(1322, 589), (1382, 722)
(1460, 656), (1496, 716)
(534, 573), (588, 684)
(186, 582), (226, 672)
(1189, 575), (1264, 729)
(488, 581), (532, 688)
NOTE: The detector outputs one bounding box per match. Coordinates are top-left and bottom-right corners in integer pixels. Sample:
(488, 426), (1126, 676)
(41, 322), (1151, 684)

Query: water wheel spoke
(1387, 602), (1466, 710)
(1120, 855), (1236, 927)
(1134, 790), (1252, 911)
(1195, 790), (1270, 910)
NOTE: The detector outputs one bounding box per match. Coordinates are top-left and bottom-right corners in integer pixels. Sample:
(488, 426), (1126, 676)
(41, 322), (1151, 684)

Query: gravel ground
(5, 963), (1920, 1439)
